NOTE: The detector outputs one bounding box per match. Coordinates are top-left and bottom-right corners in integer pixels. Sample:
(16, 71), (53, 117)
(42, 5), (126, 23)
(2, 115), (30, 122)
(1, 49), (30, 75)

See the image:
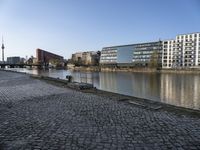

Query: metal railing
(79, 72), (93, 84)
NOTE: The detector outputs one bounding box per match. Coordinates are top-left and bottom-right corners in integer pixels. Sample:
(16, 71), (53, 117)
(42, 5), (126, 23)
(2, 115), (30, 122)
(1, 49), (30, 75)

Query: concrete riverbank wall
(71, 66), (200, 74)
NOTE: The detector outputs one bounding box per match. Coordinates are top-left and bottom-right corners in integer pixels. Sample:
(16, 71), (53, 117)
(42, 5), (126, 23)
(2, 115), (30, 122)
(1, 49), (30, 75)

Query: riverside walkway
(0, 71), (200, 149)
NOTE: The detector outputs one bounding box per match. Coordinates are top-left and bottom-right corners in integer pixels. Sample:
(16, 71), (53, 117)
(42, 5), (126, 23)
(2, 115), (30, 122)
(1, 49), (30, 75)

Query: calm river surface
(5, 68), (200, 110)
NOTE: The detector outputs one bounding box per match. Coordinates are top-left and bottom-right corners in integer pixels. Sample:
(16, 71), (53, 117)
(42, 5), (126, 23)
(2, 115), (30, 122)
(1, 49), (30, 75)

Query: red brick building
(36, 49), (63, 65)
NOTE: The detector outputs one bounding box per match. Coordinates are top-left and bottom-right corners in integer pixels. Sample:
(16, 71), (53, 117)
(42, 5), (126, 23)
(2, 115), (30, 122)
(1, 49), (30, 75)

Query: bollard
(66, 75), (72, 82)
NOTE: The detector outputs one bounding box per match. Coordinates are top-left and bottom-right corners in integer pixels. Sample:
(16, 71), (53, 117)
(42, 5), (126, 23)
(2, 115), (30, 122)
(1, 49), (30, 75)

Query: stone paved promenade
(0, 71), (200, 150)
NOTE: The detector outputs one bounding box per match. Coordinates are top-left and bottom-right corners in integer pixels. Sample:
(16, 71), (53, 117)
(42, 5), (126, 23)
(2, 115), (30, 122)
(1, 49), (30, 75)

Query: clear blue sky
(0, 0), (200, 59)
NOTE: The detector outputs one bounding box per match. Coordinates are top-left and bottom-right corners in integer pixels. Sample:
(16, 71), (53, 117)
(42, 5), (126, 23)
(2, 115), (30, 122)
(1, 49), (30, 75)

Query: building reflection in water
(99, 72), (161, 101)
(160, 74), (200, 109)
(99, 72), (200, 110)
(99, 72), (117, 93)
(130, 73), (161, 101)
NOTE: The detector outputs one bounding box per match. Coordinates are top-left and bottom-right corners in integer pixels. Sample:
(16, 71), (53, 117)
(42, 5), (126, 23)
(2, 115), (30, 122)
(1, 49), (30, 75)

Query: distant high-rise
(1, 36), (5, 62)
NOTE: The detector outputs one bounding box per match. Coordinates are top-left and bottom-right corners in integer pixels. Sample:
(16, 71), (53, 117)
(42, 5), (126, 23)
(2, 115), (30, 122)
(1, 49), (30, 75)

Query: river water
(5, 68), (200, 110)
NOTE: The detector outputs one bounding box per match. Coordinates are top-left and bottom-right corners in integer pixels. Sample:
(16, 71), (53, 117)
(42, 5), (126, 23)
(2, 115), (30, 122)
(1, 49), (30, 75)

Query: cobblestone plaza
(0, 71), (200, 149)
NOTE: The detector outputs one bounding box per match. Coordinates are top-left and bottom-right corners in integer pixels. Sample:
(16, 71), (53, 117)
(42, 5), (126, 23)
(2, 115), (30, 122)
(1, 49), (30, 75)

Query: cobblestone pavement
(0, 71), (200, 150)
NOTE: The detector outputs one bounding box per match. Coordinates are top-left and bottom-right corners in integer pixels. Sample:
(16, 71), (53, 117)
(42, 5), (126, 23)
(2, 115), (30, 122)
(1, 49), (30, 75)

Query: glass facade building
(117, 45), (134, 65)
(100, 44), (135, 66)
(100, 41), (162, 67)
(100, 47), (118, 65)
(132, 41), (162, 66)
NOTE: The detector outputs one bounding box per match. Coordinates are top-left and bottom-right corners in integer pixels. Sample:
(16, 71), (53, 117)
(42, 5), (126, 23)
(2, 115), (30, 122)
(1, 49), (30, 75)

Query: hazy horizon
(0, 0), (200, 60)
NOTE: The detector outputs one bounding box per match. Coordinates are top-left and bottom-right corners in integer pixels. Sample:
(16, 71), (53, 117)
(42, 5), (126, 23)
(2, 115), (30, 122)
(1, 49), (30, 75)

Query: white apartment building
(162, 33), (200, 68)
(162, 40), (175, 68)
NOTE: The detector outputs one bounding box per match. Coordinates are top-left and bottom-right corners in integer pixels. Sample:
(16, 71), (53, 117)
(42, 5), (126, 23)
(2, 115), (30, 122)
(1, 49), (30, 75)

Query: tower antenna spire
(1, 35), (5, 62)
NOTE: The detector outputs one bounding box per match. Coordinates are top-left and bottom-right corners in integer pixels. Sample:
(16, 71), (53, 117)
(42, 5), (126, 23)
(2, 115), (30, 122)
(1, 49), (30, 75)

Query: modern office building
(7, 56), (21, 64)
(100, 46), (118, 66)
(100, 41), (162, 67)
(132, 41), (162, 67)
(162, 33), (200, 68)
(117, 45), (135, 66)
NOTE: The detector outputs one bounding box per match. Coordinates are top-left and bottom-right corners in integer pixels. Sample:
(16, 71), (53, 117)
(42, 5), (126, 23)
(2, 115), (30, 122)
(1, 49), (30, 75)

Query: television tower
(1, 36), (5, 62)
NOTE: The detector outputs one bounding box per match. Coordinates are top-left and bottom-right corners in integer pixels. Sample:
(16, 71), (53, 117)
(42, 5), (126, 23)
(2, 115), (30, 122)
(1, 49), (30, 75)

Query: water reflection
(5, 68), (72, 79)
(98, 72), (200, 110)
(5, 68), (200, 110)
(160, 74), (200, 109)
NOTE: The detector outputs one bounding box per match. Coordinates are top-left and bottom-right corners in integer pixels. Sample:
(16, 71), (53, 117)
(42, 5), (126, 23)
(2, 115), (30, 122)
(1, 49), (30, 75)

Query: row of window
(163, 60), (172, 63)
(101, 54), (116, 56)
(101, 56), (117, 59)
(134, 47), (161, 51)
(134, 43), (161, 48)
(101, 51), (117, 54)
(164, 40), (200, 46)
(163, 63), (200, 67)
(177, 33), (199, 39)
(100, 59), (116, 62)
(133, 55), (151, 59)
(163, 47), (200, 51)
(132, 59), (149, 62)
(164, 42), (200, 47)
(133, 50), (155, 55)
(102, 47), (117, 51)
